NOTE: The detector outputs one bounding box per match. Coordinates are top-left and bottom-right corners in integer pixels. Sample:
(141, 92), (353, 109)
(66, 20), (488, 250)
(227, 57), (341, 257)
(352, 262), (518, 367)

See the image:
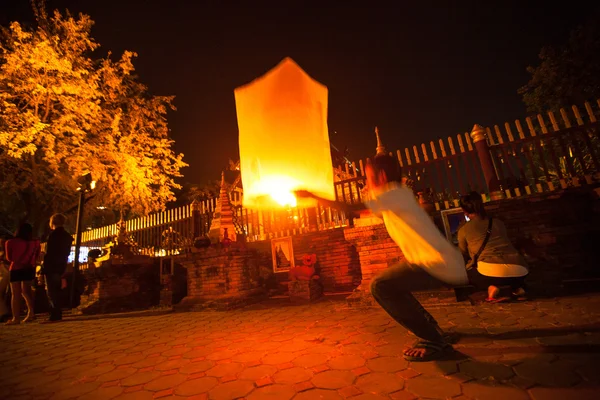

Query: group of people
(1, 214), (73, 324)
(296, 150), (528, 362)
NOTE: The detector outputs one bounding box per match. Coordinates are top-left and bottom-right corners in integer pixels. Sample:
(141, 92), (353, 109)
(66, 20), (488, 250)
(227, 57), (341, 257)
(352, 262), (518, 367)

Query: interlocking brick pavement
(2, 294), (600, 399)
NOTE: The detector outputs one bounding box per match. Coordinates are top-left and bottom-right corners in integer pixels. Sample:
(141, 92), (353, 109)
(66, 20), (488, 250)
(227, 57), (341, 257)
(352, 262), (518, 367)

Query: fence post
(470, 124), (503, 201)
(307, 208), (319, 232)
(191, 200), (202, 238)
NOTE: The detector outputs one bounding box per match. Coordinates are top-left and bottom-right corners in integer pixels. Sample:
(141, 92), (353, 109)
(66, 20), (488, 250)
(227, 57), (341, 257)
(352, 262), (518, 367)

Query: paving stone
(273, 367), (313, 384)
(144, 373), (187, 392)
(205, 362), (244, 378)
(389, 390), (417, 400)
(261, 352), (298, 365)
(328, 355), (366, 370)
(132, 356), (168, 368)
(246, 383), (295, 400)
(174, 376), (219, 396)
(49, 382), (100, 400)
(528, 387), (600, 400)
(356, 372), (404, 394)
(79, 385), (123, 400)
(408, 360), (457, 376)
(406, 375), (460, 398)
(366, 357), (407, 372)
(207, 379), (254, 400)
(349, 394), (390, 400)
(238, 365), (278, 381)
(462, 382), (530, 400)
(293, 354), (329, 368)
(178, 360), (215, 374)
(459, 360), (515, 380)
(294, 388), (344, 400)
(231, 351), (265, 363)
(514, 360), (581, 387)
(121, 371), (162, 387)
(96, 367), (138, 383)
(312, 370), (356, 389)
(113, 390), (155, 400)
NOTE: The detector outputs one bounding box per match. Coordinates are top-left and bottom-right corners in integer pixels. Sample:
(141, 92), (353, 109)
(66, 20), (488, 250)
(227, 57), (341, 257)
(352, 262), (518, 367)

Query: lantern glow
(235, 57), (335, 209)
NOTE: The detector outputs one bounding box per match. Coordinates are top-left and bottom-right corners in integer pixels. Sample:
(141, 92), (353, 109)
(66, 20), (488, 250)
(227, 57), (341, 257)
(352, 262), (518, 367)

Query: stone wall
(245, 228), (361, 293)
(343, 224), (404, 290)
(177, 246), (266, 310)
(290, 228), (361, 292)
(77, 261), (160, 314)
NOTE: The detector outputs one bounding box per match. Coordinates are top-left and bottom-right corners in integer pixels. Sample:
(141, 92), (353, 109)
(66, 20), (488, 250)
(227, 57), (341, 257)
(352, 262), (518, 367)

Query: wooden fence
(332, 100), (600, 210)
(80, 199), (216, 255)
(79, 99), (600, 255)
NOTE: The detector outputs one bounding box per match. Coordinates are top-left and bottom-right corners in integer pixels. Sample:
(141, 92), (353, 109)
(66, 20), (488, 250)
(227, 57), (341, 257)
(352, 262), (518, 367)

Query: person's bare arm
(295, 190), (367, 215)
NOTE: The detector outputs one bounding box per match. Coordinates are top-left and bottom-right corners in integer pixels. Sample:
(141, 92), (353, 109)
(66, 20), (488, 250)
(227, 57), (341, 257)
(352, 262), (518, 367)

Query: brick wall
(77, 262), (159, 314)
(291, 228), (361, 292)
(245, 228), (361, 293)
(343, 224), (404, 290)
(178, 246), (265, 309)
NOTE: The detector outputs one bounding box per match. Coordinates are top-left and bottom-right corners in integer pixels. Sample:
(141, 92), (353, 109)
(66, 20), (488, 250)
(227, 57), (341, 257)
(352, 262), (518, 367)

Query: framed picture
(440, 208), (469, 246)
(271, 237), (295, 273)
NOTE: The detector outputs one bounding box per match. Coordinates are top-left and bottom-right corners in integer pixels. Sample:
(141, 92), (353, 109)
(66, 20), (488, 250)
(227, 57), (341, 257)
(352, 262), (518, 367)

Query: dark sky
(3, 1), (598, 185)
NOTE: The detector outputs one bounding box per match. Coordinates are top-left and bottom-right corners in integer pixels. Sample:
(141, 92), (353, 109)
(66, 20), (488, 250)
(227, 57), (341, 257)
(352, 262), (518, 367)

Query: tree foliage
(0, 3), (186, 233)
(519, 11), (600, 113)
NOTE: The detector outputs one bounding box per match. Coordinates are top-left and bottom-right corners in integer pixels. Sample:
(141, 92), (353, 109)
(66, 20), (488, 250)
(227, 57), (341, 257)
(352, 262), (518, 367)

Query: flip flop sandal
(485, 297), (510, 304)
(403, 340), (453, 362)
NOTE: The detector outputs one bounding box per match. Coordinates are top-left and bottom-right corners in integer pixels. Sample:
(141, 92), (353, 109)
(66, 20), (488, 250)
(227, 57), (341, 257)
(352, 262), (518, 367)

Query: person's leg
(21, 281), (35, 322)
(0, 267), (9, 317)
(370, 261), (446, 344)
(8, 282), (22, 324)
(46, 273), (63, 320)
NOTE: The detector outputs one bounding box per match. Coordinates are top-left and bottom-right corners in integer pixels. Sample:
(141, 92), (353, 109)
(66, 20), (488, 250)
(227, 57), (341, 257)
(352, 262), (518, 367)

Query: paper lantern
(234, 57), (335, 209)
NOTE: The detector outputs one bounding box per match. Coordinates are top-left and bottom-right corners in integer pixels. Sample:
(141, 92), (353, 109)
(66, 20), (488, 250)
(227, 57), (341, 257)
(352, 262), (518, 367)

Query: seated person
(458, 192), (528, 302)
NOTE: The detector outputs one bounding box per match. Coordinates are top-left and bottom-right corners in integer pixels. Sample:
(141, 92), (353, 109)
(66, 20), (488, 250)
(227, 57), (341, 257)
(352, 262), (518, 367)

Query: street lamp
(70, 172), (96, 308)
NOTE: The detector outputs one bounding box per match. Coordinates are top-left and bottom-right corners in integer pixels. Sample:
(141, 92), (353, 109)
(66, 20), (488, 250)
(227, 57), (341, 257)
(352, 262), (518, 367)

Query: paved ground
(2, 294), (600, 400)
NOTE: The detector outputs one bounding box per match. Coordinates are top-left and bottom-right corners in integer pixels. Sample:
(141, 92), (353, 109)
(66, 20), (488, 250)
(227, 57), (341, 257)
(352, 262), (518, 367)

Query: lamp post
(70, 172), (95, 308)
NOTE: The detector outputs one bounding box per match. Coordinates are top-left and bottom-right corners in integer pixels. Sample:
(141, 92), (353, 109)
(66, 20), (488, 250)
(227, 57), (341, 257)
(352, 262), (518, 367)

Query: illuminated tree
(0, 4), (186, 233)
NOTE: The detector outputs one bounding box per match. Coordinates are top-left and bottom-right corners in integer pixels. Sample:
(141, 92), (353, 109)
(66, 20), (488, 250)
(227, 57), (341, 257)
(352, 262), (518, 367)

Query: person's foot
(512, 287), (527, 301)
(485, 286), (510, 303)
(23, 314), (36, 323)
(403, 340), (452, 362)
(5, 318), (20, 325)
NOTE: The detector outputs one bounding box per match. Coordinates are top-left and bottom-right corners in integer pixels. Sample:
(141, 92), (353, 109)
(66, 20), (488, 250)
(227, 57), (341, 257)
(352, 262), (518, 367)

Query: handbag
(472, 218), (493, 268)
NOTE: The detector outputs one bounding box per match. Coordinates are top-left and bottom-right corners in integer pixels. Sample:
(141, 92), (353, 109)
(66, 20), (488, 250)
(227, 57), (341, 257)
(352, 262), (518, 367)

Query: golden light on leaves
(0, 8), (186, 220)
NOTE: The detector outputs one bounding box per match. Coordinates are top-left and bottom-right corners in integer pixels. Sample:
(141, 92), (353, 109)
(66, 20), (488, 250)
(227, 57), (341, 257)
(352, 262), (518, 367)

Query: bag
(472, 218), (493, 268)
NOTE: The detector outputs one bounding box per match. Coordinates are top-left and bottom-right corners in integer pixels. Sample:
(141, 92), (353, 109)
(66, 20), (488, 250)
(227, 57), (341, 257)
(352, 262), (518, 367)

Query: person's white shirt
(366, 182), (468, 286)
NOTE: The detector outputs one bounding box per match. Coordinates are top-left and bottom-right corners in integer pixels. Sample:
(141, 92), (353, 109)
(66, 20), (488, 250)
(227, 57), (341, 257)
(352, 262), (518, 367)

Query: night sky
(3, 1), (598, 186)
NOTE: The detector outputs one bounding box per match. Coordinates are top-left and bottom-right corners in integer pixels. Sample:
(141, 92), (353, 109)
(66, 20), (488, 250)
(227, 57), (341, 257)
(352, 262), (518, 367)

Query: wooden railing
(80, 199), (216, 255)
(334, 100), (600, 209)
(487, 103), (600, 198)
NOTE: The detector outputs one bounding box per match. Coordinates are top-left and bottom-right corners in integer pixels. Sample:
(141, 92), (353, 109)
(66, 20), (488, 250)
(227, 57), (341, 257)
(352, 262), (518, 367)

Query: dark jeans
(467, 268), (528, 292)
(370, 261), (447, 343)
(45, 273), (63, 319)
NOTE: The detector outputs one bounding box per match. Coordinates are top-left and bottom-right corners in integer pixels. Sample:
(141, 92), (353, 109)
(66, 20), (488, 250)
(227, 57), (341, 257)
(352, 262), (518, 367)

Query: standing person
(458, 192), (528, 302)
(43, 214), (73, 322)
(4, 223), (40, 325)
(0, 235), (13, 321)
(296, 137), (467, 362)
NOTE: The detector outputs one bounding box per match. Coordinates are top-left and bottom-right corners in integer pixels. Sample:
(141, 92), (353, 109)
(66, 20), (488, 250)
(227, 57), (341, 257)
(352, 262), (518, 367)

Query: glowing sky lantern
(235, 57), (335, 209)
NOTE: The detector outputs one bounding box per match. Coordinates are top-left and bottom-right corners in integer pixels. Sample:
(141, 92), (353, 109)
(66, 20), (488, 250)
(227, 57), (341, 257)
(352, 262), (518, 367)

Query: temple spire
(375, 126), (386, 156)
